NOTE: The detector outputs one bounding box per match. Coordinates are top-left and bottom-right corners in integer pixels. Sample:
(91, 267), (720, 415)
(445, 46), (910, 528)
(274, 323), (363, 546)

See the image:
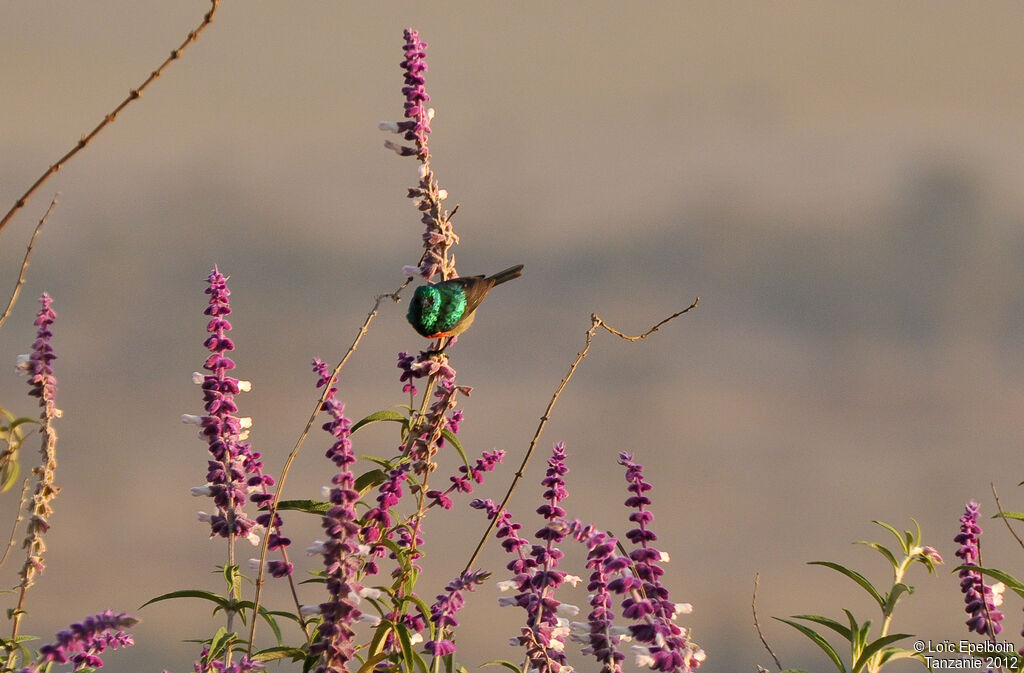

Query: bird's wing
(453, 275), (495, 318)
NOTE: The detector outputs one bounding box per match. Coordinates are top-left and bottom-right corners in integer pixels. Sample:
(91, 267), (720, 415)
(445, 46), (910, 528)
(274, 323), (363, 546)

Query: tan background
(3, 2), (1024, 671)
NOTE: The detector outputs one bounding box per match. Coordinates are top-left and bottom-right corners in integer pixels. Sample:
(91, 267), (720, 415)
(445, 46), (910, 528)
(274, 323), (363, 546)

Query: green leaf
(871, 647), (925, 668)
(440, 428), (468, 467)
(953, 565), (1024, 596)
(481, 660), (524, 673)
(277, 499), (329, 515)
(207, 627), (235, 661)
(252, 646), (307, 662)
(881, 582), (913, 616)
(6, 417), (39, 432)
(910, 518), (923, 547)
(395, 621), (415, 672)
(850, 611), (871, 661)
(402, 594), (434, 627)
(872, 520), (910, 555)
(809, 561), (885, 609)
(854, 541), (898, 571)
(351, 410), (408, 435)
(409, 649), (430, 673)
(355, 469), (387, 496)
(367, 620), (392, 657)
(262, 609), (307, 627)
(140, 589), (230, 610)
(355, 651), (392, 673)
(258, 605), (284, 644)
(0, 457), (20, 493)
(994, 511), (1024, 521)
(774, 617), (846, 673)
(789, 614), (852, 641)
(223, 564), (242, 600)
(851, 633), (914, 673)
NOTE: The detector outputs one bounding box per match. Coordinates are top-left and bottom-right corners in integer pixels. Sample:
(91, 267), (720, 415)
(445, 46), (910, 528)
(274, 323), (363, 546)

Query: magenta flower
(380, 28), (458, 281)
(616, 452), (703, 671)
(309, 358), (364, 672)
(20, 610), (137, 672)
(474, 444), (577, 673)
(381, 28), (430, 160)
(23, 293), (59, 418)
(954, 500), (1004, 636)
(425, 570), (490, 657)
(427, 448), (505, 510)
(185, 268), (261, 544)
(406, 373), (469, 476)
(16, 293), (61, 592)
(397, 351), (420, 395)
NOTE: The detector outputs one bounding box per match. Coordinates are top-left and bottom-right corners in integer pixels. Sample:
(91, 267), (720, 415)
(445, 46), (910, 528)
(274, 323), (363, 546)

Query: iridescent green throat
(408, 283), (468, 338)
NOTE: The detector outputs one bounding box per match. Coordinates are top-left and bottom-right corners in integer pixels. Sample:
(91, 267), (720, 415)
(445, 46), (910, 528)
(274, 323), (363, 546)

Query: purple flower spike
(379, 29), (431, 159)
(954, 500), (1004, 637)
(309, 358), (364, 672)
(564, 520), (627, 673)
(399, 28), (431, 156)
(405, 371), (470, 477)
(427, 449), (506, 510)
(380, 29), (459, 281)
(21, 610), (137, 672)
(617, 452), (704, 672)
(378, 28), (431, 162)
(23, 293), (59, 419)
(16, 294), (61, 592)
(187, 268), (261, 545)
(397, 351), (420, 395)
(425, 569), (491, 657)
(481, 445), (577, 673)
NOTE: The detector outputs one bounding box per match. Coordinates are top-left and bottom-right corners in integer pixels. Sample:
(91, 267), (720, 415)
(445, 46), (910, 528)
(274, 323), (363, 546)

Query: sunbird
(407, 264), (524, 341)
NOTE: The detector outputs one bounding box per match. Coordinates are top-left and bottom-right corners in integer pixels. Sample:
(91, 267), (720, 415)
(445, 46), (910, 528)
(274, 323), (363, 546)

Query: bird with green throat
(406, 264), (523, 350)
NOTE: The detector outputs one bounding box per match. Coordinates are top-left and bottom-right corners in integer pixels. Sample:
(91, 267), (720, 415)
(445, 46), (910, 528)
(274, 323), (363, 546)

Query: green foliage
(482, 660), (524, 673)
(0, 408), (40, 494)
(773, 520), (939, 673)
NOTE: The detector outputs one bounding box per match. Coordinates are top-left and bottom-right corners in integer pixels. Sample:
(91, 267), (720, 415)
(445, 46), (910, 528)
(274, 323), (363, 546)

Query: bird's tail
(487, 264), (524, 286)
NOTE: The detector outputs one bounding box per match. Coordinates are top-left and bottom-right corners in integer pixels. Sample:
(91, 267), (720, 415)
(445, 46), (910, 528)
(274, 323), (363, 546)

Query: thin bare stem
(752, 572), (782, 671)
(462, 299), (699, 573)
(0, 195), (58, 330)
(0, 0), (220, 241)
(991, 483), (1024, 552)
(593, 301), (699, 341)
(247, 284), (409, 654)
(0, 478), (31, 569)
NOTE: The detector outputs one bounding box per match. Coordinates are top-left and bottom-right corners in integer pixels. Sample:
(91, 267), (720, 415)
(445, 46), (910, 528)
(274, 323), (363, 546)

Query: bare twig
(0, 0), (221, 241)
(0, 195), (58, 330)
(247, 281), (412, 654)
(991, 483), (1024, 551)
(0, 478), (31, 569)
(594, 302), (699, 342)
(462, 298), (699, 573)
(752, 572), (782, 671)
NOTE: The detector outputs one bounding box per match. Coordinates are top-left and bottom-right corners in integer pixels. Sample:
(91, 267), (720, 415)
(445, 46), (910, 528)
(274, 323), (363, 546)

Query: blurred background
(3, 2), (1024, 671)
